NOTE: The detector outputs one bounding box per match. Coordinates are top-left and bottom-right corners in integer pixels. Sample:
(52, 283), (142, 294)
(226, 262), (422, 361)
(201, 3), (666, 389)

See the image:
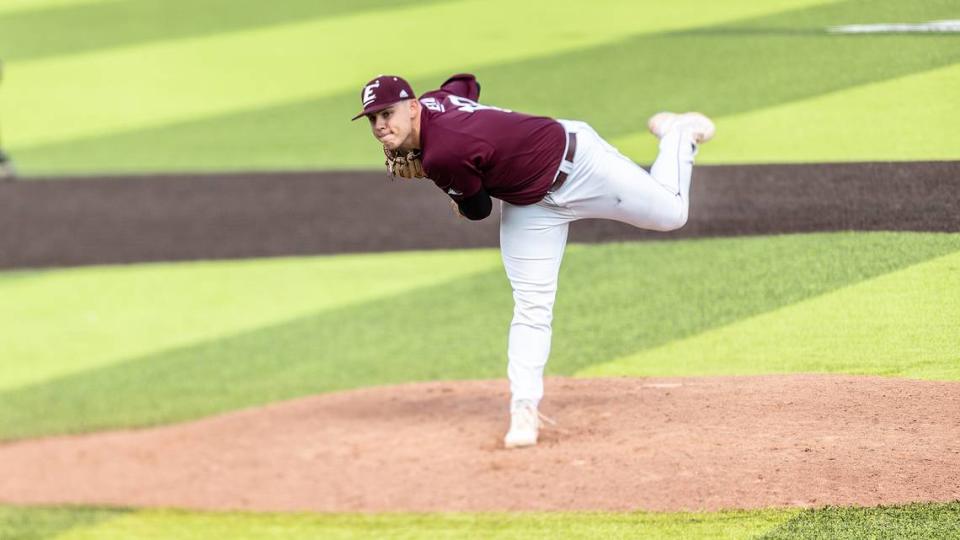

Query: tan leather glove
(384, 147), (426, 179)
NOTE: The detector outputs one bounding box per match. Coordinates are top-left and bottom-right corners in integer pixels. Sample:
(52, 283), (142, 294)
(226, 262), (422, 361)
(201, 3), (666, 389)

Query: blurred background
(1, 0), (957, 175)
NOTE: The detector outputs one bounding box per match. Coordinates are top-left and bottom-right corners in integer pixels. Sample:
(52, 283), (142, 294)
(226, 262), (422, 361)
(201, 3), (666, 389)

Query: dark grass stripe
(0, 505), (128, 540)
(1, 162), (957, 269)
(759, 502), (960, 539)
(0, 232), (956, 441)
(0, 0), (451, 62)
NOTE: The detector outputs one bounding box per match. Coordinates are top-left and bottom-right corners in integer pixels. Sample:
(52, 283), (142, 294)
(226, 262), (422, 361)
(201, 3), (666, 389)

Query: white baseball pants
(500, 119), (697, 412)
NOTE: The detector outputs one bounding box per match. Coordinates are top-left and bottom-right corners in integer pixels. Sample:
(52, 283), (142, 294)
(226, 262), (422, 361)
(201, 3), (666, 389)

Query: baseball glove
(384, 147), (426, 179)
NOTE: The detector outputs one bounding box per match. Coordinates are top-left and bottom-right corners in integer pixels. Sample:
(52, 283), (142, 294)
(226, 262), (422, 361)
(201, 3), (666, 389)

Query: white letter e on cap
(362, 80), (380, 106)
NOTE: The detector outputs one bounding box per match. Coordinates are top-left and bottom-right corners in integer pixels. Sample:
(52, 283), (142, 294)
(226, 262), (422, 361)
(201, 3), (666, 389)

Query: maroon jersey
(418, 74), (566, 206)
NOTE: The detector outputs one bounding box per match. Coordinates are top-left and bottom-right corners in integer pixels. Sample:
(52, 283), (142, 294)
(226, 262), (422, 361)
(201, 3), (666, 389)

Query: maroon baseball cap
(351, 75), (416, 121)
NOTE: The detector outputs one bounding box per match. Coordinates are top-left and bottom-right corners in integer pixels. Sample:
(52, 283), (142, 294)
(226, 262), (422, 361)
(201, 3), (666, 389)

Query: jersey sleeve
(439, 73), (481, 101)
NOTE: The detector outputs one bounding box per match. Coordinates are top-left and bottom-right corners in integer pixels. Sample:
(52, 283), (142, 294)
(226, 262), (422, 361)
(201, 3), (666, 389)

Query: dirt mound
(1, 375), (958, 512)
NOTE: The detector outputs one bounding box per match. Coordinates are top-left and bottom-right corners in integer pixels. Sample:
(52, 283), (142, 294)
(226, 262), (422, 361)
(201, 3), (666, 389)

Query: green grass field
(1, 0), (958, 174)
(2, 232), (958, 441)
(1, 0), (958, 537)
(1, 503), (959, 539)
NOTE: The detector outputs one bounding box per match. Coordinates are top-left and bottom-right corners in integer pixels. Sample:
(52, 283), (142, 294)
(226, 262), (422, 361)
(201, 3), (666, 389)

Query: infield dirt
(1, 375), (958, 512)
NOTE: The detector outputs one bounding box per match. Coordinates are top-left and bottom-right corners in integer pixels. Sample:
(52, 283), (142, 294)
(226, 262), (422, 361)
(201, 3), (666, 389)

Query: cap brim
(350, 101), (396, 121)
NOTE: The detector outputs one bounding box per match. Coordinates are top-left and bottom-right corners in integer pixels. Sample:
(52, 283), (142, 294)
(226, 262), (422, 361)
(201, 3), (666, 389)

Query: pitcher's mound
(1, 375), (959, 512)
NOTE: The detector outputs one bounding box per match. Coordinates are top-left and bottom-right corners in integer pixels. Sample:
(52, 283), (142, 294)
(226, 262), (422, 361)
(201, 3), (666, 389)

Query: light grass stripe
(0, 249), (501, 391)
(580, 249), (960, 379)
(45, 508), (798, 540)
(612, 62), (960, 164)
(0, 0), (118, 15)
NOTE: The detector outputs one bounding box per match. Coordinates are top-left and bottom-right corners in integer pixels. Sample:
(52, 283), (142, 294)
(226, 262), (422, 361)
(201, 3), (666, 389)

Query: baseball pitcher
(352, 74), (714, 448)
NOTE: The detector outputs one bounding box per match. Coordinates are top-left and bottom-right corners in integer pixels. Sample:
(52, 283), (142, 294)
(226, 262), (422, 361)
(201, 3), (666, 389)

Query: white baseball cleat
(648, 111), (715, 144)
(504, 403), (540, 449)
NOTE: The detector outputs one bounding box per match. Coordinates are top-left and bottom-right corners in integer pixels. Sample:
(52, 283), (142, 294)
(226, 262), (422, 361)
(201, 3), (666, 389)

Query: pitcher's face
(367, 99), (416, 151)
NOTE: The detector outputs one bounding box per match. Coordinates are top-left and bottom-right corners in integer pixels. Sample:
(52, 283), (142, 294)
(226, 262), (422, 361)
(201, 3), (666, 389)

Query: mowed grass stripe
(0, 505), (128, 540)
(14, 0), (960, 174)
(2, 0), (834, 150)
(478, 0), (960, 148)
(580, 249), (960, 379)
(1, 232), (957, 440)
(0, 506), (799, 539)
(0, 0), (448, 62)
(0, 249), (501, 391)
(0, 0), (113, 16)
(760, 503), (960, 539)
(3, 503), (960, 539)
(614, 61), (960, 164)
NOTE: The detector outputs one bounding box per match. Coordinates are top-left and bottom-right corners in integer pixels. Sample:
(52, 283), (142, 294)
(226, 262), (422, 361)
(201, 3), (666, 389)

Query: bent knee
(645, 204), (688, 232)
(670, 206), (689, 230)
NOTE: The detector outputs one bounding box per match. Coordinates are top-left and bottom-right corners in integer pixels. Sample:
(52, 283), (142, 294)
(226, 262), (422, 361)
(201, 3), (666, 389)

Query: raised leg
(556, 116), (710, 232)
(563, 128), (693, 231)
